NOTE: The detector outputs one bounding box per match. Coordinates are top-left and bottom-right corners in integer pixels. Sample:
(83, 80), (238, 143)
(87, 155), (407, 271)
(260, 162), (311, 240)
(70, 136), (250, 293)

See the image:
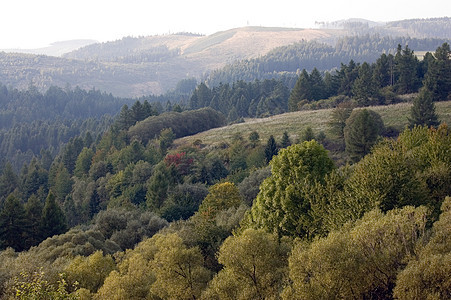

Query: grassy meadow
(175, 100), (451, 148)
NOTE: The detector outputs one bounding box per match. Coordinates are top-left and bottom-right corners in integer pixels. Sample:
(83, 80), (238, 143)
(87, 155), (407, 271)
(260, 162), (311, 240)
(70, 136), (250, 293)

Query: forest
(0, 40), (450, 299)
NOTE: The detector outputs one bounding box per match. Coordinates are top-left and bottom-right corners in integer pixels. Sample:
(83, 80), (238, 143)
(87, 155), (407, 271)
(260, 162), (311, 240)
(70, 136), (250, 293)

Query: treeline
(64, 37), (181, 63)
(188, 79), (294, 120)
(0, 84), (135, 128)
(206, 35), (448, 86)
(192, 43), (451, 120)
(0, 81), (198, 171)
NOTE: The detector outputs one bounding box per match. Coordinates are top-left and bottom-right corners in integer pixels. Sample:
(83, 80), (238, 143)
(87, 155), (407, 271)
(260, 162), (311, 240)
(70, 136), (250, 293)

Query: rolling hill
(0, 17), (449, 97)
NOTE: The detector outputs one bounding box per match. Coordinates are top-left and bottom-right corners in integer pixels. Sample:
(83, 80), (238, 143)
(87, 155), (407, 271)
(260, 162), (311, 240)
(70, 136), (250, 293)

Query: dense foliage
(0, 39), (449, 299)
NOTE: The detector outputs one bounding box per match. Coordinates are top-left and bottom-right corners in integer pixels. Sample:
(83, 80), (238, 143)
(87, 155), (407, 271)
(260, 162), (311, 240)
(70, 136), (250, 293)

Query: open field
(175, 101), (451, 147)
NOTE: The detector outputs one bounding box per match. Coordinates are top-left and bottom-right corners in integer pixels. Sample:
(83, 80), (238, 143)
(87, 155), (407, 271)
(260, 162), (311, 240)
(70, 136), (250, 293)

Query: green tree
(158, 127), (175, 155)
(284, 206), (429, 299)
(0, 162), (18, 203)
(328, 101), (353, 140)
(280, 131), (291, 148)
(352, 62), (377, 105)
(41, 191), (67, 239)
(299, 126), (315, 142)
(74, 147), (94, 178)
(24, 194), (44, 248)
(53, 164), (73, 202)
(0, 195), (29, 251)
(344, 109), (384, 162)
(423, 42), (451, 101)
(394, 197), (451, 299)
(248, 131), (260, 147)
(394, 44), (420, 94)
(95, 237), (157, 300)
(202, 228), (290, 300)
(264, 135), (278, 163)
(249, 141), (335, 239)
(288, 69), (310, 111)
(146, 163), (171, 211)
(408, 87), (440, 128)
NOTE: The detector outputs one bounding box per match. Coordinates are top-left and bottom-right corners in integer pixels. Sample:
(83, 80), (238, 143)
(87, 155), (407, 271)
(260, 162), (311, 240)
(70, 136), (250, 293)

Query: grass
(175, 101), (451, 148)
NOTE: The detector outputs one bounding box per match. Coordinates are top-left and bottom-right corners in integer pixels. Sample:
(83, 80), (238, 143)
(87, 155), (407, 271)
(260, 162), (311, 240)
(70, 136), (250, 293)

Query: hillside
(174, 101), (451, 148)
(0, 18), (449, 97)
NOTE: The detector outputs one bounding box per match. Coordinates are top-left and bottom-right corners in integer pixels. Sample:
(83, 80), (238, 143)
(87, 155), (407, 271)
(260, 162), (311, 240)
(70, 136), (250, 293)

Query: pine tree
(344, 109), (384, 163)
(288, 70), (310, 111)
(0, 195), (29, 251)
(280, 131), (291, 148)
(41, 191), (67, 239)
(265, 135), (278, 163)
(408, 88), (439, 128)
(24, 194), (44, 248)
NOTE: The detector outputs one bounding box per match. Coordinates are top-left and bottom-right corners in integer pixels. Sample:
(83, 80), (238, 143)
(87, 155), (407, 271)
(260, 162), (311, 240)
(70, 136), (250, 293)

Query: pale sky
(1, 0), (450, 49)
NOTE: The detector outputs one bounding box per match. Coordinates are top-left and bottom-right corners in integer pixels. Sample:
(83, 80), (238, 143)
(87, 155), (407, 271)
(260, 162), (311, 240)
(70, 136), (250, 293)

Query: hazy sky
(1, 0), (450, 49)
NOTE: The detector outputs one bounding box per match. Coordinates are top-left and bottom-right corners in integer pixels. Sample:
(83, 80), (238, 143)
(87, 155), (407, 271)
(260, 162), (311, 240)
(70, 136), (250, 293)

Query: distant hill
(0, 39), (97, 57)
(0, 27), (336, 97)
(0, 18), (449, 97)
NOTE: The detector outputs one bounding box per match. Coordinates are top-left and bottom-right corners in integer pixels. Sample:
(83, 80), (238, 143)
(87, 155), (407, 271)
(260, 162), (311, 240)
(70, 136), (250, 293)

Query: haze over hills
(0, 17), (449, 97)
(0, 39), (98, 57)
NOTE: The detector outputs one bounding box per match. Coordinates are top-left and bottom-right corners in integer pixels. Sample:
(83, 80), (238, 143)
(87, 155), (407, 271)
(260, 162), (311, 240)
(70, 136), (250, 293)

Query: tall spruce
(0, 195), (29, 251)
(265, 135), (278, 163)
(41, 191), (67, 239)
(409, 88), (439, 128)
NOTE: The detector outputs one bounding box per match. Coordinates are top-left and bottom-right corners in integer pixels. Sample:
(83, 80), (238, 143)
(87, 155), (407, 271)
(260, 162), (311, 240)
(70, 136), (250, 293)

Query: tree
(409, 88), (440, 128)
(284, 206), (429, 299)
(197, 182), (242, 222)
(65, 250), (116, 293)
(423, 42), (451, 101)
(146, 163), (171, 211)
(41, 191), (67, 239)
(150, 233), (211, 300)
(24, 194), (44, 248)
(0, 195), (29, 251)
(280, 131), (291, 148)
(328, 101), (353, 140)
(0, 162), (18, 203)
(288, 69), (310, 111)
(74, 147), (94, 178)
(352, 62), (377, 105)
(344, 109), (384, 163)
(158, 127), (175, 155)
(248, 131), (260, 147)
(202, 228), (290, 299)
(299, 126), (315, 142)
(249, 141), (335, 239)
(394, 197), (451, 299)
(394, 44), (420, 94)
(264, 135), (278, 163)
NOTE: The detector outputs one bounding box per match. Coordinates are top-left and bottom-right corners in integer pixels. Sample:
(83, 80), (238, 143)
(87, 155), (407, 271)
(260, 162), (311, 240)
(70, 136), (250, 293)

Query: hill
(0, 18), (449, 97)
(0, 39), (97, 56)
(174, 101), (451, 148)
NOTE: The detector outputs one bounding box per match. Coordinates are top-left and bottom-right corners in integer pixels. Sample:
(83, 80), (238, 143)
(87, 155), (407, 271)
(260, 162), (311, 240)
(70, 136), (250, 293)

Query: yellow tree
(150, 233), (211, 300)
(202, 228), (290, 300)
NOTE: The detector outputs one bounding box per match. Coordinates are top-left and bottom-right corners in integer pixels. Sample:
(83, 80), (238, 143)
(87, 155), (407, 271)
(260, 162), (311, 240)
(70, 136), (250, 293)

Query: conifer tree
(408, 88), (439, 128)
(41, 191), (67, 239)
(264, 135), (278, 163)
(0, 195), (29, 251)
(344, 109), (384, 163)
